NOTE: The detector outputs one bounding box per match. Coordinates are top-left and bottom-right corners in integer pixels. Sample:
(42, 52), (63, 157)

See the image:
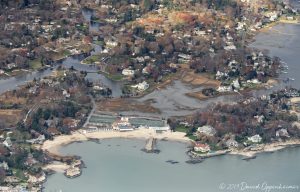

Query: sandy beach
(43, 161), (70, 173)
(42, 128), (300, 159)
(42, 129), (191, 156)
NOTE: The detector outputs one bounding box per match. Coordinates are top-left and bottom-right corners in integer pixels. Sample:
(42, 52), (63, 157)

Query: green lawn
(29, 59), (42, 70)
(82, 55), (101, 64)
(175, 125), (188, 133)
(63, 49), (71, 57)
(187, 135), (198, 141)
(106, 73), (124, 81)
(94, 40), (104, 46)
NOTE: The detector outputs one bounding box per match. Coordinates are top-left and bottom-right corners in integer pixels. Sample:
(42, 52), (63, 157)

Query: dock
(145, 137), (154, 152)
(143, 137), (160, 153)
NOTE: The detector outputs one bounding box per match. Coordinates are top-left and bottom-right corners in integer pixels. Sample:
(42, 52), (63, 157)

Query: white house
(26, 135), (46, 144)
(3, 137), (12, 148)
(247, 79), (261, 84)
(62, 89), (70, 98)
(27, 172), (46, 184)
(122, 69), (135, 76)
(216, 71), (228, 80)
(232, 79), (241, 90)
(112, 117), (134, 132)
(0, 161), (9, 170)
(248, 134), (262, 143)
(131, 81), (149, 92)
(7, 63), (17, 70)
(226, 139), (239, 148)
(148, 125), (170, 131)
(254, 115), (265, 124)
(197, 125), (216, 136)
(276, 129), (290, 138)
(194, 143), (210, 153)
(217, 86), (233, 92)
(105, 40), (118, 47)
(224, 45), (237, 50)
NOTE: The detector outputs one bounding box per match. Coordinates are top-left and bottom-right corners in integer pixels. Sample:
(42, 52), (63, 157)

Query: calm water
(251, 23), (300, 89)
(44, 139), (300, 192)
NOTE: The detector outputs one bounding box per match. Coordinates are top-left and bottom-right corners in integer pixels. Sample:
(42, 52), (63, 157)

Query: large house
(131, 81), (149, 92)
(3, 137), (12, 148)
(122, 69), (135, 76)
(197, 125), (216, 136)
(247, 134), (262, 143)
(194, 143), (210, 153)
(112, 117), (134, 132)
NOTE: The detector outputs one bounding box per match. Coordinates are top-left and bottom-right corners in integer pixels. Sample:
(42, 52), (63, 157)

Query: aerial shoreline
(40, 129), (300, 169)
(1, 1), (300, 191)
(41, 129), (191, 156)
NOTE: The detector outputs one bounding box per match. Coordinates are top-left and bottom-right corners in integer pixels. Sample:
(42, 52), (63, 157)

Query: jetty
(145, 137), (154, 152)
(143, 137), (160, 153)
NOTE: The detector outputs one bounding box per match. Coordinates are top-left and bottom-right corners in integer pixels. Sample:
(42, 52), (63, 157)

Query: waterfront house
(27, 172), (46, 184)
(122, 69), (135, 76)
(47, 127), (60, 136)
(7, 63), (17, 70)
(112, 117), (134, 132)
(197, 125), (216, 136)
(247, 134), (262, 143)
(194, 143), (210, 153)
(63, 118), (80, 129)
(276, 129), (290, 138)
(131, 81), (149, 92)
(217, 86), (233, 92)
(83, 126), (99, 133)
(225, 139), (239, 148)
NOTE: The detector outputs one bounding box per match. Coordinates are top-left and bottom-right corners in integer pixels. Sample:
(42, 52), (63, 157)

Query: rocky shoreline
(186, 139), (300, 163)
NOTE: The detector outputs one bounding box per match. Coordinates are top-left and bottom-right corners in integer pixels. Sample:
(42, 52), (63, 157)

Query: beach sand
(43, 161), (70, 173)
(42, 128), (300, 164)
(42, 129), (191, 156)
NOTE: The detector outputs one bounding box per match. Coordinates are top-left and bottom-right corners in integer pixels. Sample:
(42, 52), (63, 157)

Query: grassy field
(29, 59), (42, 70)
(105, 73), (124, 81)
(0, 109), (23, 127)
(175, 125), (188, 133)
(82, 55), (101, 64)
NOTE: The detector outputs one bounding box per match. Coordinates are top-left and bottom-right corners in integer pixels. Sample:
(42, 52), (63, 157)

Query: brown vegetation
(0, 109), (23, 127)
(96, 99), (160, 113)
(181, 71), (220, 88)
